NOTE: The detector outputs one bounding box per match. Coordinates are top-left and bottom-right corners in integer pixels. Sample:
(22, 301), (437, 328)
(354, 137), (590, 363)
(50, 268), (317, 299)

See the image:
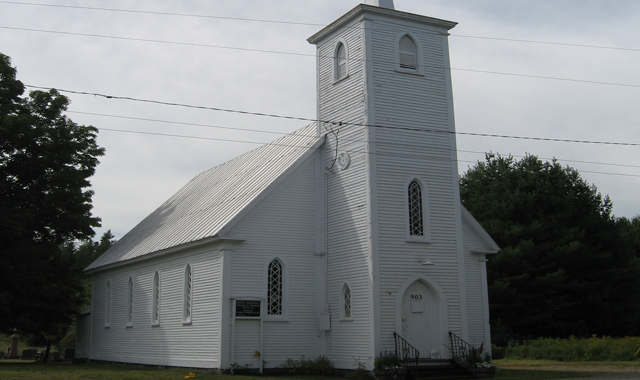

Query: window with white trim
(152, 271), (160, 325)
(335, 42), (347, 81)
(408, 180), (424, 236)
(399, 35), (417, 71)
(105, 280), (111, 327)
(267, 260), (283, 316)
(127, 277), (133, 326)
(342, 283), (352, 320)
(183, 264), (193, 323)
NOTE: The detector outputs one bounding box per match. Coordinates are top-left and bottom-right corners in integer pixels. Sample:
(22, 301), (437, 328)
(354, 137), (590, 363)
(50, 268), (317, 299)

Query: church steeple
(364, 0), (394, 9)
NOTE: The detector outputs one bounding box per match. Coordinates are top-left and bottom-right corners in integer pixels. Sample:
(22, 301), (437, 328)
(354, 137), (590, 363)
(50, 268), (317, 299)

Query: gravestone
(64, 348), (75, 361)
(21, 348), (38, 360)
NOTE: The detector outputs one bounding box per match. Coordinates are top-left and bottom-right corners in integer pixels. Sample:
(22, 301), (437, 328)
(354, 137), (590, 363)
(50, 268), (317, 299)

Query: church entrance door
(401, 280), (443, 358)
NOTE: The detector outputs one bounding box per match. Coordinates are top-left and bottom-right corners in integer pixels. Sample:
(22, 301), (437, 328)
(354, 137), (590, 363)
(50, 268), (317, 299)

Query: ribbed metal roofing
(87, 123), (321, 271)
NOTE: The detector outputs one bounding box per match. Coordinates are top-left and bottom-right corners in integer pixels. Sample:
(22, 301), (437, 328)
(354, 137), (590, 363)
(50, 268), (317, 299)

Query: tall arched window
(399, 35), (417, 70)
(335, 42), (347, 81)
(105, 280), (111, 327)
(127, 277), (133, 326)
(342, 283), (352, 320)
(183, 264), (193, 323)
(408, 180), (424, 236)
(267, 260), (283, 316)
(152, 271), (160, 325)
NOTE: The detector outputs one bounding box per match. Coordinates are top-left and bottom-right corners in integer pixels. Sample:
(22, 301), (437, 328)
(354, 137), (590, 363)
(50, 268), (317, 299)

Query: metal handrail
(449, 331), (482, 370)
(393, 332), (420, 366)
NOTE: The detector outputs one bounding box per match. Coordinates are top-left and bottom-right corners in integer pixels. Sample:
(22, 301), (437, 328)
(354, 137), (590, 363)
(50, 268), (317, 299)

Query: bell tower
(309, 3), (467, 366)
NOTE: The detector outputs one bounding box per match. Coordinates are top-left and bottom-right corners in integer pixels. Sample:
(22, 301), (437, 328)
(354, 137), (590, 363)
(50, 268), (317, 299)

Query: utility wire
(95, 127), (640, 178)
(27, 84), (640, 147)
(72, 110), (640, 171)
(0, 1), (325, 26)
(2, 1), (639, 53)
(6, 26), (640, 89)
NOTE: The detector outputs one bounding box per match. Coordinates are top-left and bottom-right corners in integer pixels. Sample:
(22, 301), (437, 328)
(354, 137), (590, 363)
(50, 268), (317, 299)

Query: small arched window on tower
(267, 260), (283, 316)
(342, 283), (352, 320)
(399, 35), (418, 71)
(408, 180), (424, 236)
(335, 42), (347, 81)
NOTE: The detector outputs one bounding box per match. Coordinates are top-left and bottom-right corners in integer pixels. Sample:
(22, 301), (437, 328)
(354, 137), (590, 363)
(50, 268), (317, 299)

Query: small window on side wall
(127, 277), (133, 327)
(152, 271), (160, 326)
(335, 42), (347, 81)
(267, 260), (283, 316)
(105, 280), (111, 327)
(183, 264), (193, 324)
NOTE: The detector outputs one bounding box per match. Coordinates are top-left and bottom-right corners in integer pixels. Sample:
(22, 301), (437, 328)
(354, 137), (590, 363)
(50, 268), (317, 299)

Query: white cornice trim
(85, 236), (244, 274)
(308, 4), (457, 45)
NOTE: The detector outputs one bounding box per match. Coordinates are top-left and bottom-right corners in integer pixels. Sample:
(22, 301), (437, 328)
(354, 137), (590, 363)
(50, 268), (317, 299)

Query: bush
(501, 336), (640, 361)
(491, 345), (505, 360)
(280, 355), (339, 376)
(374, 351), (401, 370)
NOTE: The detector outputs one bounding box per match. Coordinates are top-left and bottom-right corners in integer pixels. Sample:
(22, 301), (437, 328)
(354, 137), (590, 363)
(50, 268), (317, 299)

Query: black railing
(449, 331), (483, 370)
(393, 332), (420, 366)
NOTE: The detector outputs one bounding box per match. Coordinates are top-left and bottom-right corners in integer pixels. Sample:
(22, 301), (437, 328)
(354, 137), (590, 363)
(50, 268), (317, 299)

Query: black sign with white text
(235, 300), (261, 317)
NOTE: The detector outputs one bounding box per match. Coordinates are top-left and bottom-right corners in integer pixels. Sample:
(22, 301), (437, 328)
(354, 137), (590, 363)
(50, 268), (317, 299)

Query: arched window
(183, 264), (193, 323)
(399, 35), (417, 71)
(105, 280), (111, 327)
(267, 260), (283, 316)
(408, 180), (424, 236)
(342, 283), (352, 319)
(152, 271), (160, 325)
(335, 42), (347, 81)
(127, 277), (133, 326)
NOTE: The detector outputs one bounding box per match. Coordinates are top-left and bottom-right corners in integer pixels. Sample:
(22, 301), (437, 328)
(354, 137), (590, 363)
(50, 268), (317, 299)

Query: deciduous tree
(0, 53), (105, 360)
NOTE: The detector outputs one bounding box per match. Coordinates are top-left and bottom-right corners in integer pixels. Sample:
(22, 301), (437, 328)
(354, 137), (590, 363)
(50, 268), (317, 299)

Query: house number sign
(235, 300), (261, 317)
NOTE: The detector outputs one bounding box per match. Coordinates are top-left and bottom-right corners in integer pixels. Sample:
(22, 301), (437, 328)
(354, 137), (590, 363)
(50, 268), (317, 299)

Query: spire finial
(364, 0), (395, 10)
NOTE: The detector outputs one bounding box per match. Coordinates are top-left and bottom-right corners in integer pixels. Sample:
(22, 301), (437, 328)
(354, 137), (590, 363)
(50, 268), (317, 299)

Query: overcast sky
(1, 0), (639, 240)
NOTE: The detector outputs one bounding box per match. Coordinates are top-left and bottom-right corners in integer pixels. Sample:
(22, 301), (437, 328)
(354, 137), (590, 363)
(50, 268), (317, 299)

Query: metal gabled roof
(87, 123), (322, 271)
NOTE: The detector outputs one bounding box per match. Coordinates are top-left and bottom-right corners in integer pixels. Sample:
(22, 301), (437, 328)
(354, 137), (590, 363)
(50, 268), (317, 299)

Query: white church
(76, 0), (499, 372)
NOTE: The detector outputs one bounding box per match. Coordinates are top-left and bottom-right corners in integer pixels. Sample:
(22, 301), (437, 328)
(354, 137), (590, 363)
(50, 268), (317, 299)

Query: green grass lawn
(1, 360), (638, 380)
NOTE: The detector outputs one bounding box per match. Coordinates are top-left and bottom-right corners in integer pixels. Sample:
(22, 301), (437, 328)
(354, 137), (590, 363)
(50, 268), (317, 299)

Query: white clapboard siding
(226, 155), (319, 367)
(315, 17), (375, 368)
(366, 14), (462, 354)
(90, 248), (223, 368)
(463, 229), (487, 346)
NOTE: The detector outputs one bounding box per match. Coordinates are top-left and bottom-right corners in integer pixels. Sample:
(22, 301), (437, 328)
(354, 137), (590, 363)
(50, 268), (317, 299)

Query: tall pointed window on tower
(408, 180), (424, 236)
(335, 42), (347, 81)
(399, 35), (417, 71)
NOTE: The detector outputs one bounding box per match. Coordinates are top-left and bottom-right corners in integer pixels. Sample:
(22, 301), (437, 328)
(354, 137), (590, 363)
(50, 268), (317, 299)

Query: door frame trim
(395, 274), (449, 357)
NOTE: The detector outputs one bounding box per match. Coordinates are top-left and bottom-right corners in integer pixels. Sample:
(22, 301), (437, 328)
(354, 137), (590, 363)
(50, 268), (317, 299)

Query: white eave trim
(84, 236), (244, 275)
(461, 204), (500, 254)
(308, 4), (457, 45)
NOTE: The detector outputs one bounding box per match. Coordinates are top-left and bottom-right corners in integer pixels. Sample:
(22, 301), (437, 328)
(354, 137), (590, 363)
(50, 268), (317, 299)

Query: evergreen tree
(460, 154), (640, 344)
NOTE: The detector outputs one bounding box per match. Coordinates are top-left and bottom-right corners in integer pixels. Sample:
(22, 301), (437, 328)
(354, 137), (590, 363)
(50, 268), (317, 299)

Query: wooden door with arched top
(401, 280), (443, 358)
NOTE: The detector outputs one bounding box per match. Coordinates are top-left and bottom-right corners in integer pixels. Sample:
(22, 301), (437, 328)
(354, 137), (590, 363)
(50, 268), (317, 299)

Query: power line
(0, 1), (325, 26)
(26, 84), (640, 147)
(94, 127), (640, 179)
(73, 110), (640, 171)
(6, 26), (640, 90)
(450, 35), (640, 53)
(3, 1), (638, 53)
(0, 26), (315, 57)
